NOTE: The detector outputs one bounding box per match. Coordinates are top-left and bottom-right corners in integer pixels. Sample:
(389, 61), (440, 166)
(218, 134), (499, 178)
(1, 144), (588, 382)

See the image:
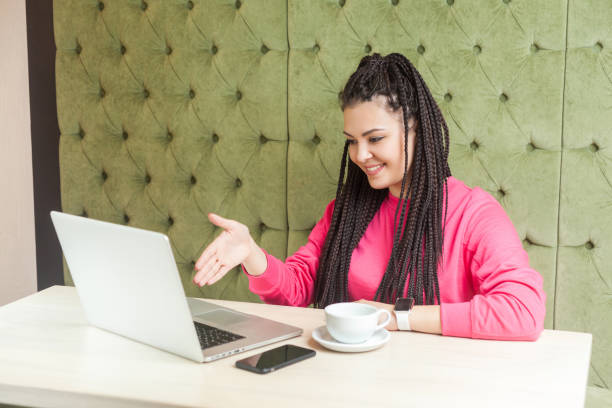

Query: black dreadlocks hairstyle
(313, 52), (451, 308)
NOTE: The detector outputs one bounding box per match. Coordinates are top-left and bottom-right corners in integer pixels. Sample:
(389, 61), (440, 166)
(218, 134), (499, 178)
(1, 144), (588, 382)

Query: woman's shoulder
(447, 176), (497, 204)
(445, 176), (506, 221)
(445, 176), (473, 205)
(447, 176), (514, 238)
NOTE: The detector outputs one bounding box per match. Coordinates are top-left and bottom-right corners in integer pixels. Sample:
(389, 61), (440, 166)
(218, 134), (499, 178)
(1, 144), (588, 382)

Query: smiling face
(343, 95), (417, 199)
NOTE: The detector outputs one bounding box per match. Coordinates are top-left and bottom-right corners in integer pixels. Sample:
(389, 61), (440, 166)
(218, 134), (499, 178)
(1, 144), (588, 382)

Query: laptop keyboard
(194, 321), (245, 350)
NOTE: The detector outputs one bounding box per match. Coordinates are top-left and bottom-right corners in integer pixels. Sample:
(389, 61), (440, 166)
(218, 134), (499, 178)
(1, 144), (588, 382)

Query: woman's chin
(366, 179), (389, 190)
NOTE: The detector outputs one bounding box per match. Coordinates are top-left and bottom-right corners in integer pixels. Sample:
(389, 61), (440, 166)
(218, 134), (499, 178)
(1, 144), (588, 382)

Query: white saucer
(311, 325), (390, 353)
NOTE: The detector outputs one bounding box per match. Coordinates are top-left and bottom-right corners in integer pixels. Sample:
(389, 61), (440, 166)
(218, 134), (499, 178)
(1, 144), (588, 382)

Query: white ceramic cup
(324, 302), (392, 344)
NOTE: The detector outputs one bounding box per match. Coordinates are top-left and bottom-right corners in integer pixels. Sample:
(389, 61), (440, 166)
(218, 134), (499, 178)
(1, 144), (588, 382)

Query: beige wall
(0, 0), (37, 305)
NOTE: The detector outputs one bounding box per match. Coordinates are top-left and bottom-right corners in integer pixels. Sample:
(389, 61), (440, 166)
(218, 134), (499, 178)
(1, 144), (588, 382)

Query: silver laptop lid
(50, 211), (204, 362)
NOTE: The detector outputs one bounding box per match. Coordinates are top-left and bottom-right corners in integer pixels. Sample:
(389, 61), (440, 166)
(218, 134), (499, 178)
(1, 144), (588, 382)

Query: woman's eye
(346, 137), (383, 145)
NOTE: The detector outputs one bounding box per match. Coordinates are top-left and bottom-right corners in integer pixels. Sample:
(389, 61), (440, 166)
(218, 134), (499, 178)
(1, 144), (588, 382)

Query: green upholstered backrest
(54, 0), (611, 393)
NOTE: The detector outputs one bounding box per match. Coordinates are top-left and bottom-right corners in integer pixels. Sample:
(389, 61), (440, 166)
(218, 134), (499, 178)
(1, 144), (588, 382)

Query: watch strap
(394, 310), (411, 331)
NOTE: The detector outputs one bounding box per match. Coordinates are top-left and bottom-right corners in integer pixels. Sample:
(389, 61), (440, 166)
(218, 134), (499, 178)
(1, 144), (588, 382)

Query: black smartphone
(235, 344), (316, 374)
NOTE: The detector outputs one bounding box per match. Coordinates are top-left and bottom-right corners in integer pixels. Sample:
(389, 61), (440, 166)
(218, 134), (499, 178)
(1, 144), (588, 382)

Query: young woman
(193, 53), (546, 341)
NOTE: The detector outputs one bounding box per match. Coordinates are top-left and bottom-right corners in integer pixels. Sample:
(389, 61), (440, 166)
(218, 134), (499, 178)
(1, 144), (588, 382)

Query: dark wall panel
(26, 0), (63, 289)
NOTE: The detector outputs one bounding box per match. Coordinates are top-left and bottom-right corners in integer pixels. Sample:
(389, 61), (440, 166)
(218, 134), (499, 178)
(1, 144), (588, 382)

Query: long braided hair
(313, 53), (451, 308)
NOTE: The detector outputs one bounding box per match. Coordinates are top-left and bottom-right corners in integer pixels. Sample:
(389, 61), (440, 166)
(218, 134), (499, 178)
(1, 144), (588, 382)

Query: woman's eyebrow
(343, 128), (386, 137)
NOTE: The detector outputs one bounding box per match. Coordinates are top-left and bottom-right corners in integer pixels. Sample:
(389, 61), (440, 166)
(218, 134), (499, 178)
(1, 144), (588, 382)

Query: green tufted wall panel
(558, 0), (612, 393)
(54, 0), (611, 398)
(55, 0), (288, 302)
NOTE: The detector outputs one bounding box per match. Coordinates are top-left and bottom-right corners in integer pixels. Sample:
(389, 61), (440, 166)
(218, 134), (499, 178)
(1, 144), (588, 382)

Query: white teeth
(366, 164), (384, 171)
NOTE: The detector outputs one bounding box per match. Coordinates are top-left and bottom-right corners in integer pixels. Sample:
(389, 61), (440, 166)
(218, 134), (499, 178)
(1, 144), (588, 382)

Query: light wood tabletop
(0, 286), (591, 408)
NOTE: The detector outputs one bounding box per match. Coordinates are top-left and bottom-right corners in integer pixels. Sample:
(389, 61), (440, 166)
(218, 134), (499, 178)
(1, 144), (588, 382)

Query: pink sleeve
(240, 199), (336, 307)
(440, 189), (547, 341)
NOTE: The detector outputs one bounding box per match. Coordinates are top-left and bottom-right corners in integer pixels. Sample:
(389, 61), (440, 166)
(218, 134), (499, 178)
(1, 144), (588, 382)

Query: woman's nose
(356, 143), (373, 162)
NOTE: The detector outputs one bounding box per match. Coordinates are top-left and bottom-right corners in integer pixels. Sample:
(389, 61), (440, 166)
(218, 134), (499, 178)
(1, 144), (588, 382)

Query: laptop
(50, 211), (302, 363)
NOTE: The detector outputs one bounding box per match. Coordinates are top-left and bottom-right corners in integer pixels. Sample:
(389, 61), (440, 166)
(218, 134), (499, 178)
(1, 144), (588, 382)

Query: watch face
(395, 297), (414, 311)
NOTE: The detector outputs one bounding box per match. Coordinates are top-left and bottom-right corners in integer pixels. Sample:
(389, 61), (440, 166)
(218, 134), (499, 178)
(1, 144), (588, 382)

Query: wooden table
(0, 286), (591, 407)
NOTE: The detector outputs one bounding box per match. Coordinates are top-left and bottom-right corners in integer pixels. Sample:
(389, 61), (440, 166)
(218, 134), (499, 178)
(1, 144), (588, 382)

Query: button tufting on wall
(499, 93), (508, 102)
(141, 1), (148, 10)
(190, 175), (197, 185)
(212, 133), (219, 143)
(99, 88), (106, 98)
(236, 90), (242, 100)
(123, 214), (130, 224)
(313, 44), (320, 53)
(120, 44), (126, 55)
(392, 0), (399, 5)
(187, 0), (194, 10)
(101, 170), (107, 181)
(211, 45), (218, 54)
(261, 44), (270, 54)
(594, 42), (603, 52)
(530, 43), (540, 53)
(98, 2), (104, 11)
(470, 141), (479, 150)
(527, 142), (535, 152)
(417, 45), (425, 55)
(365, 44), (372, 53)
(145, 174), (151, 184)
(143, 89), (150, 98)
(167, 131), (173, 142)
(165, 46), (173, 55)
(168, 216), (174, 226)
(75, 44), (82, 54)
(260, 222), (267, 232)
(313, 134), (321, 145)
(446, 0), (454, 5)
(82, 210), (88, 218)
(339, 0), (345, 7)
(503, 0), (511, 4)
(498, 189), (506, 197)
(473, 45), (482, 55)
(590, 142), (599, 152)
(78, 128), (85, 139)
(444, 93), (452, 102)
(235, 0), (241, 9)
(122, 131), (128, 141)
(585, 241), (594, 250)
(189, 89), (195, 99)
(260, 134), (268, 144)
(524, 237), (533, 246)
(235, 178), (242, 188)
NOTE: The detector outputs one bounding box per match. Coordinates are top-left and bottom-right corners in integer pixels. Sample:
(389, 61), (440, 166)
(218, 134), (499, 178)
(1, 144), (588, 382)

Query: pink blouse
(241, 176), (546, 341)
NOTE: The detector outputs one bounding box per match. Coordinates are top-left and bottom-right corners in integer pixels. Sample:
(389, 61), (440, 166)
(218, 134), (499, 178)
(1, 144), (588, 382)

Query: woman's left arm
(440, 191), (547, 341)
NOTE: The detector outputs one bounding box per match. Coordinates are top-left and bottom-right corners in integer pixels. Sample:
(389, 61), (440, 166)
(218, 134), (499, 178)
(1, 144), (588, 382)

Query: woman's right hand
(193, 213), (254, 287)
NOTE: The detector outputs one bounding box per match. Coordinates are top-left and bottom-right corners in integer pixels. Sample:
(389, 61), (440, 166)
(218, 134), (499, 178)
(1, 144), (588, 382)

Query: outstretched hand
(193, 213), (254, 287)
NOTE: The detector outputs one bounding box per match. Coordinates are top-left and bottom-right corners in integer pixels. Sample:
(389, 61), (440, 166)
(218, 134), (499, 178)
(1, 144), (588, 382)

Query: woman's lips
(365, 164), (385, 175)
